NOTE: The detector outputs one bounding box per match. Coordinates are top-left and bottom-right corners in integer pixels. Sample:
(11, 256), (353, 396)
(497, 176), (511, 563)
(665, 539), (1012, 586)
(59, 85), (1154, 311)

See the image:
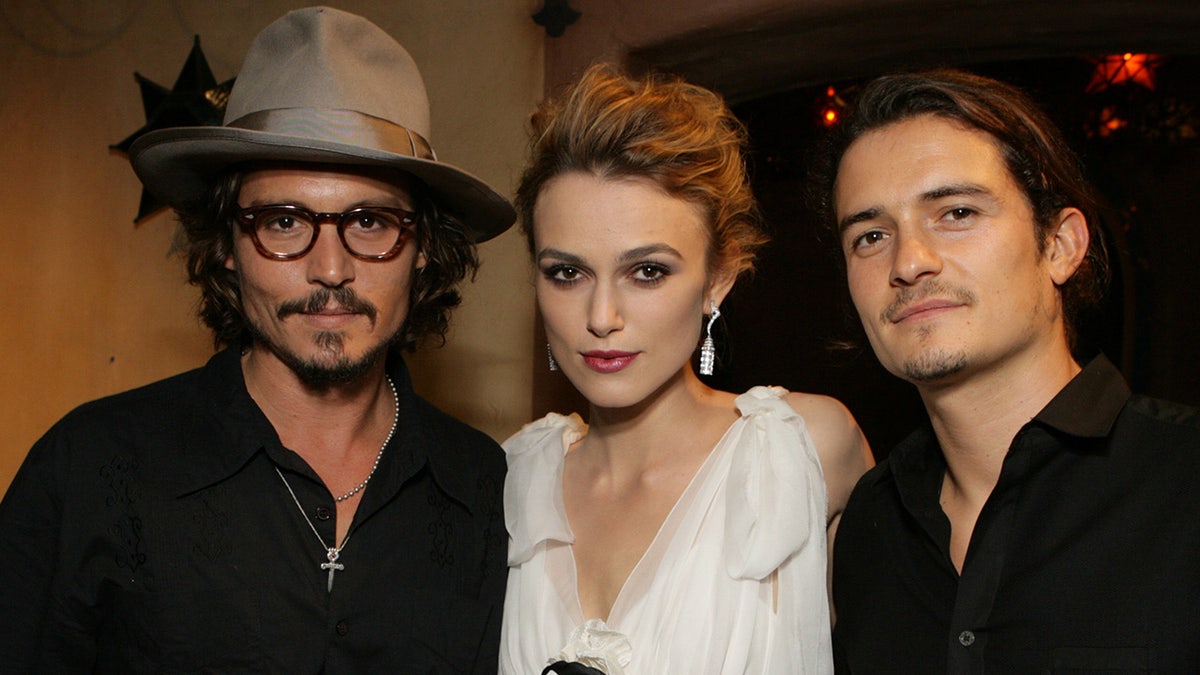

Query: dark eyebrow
(236, 198), (410, 211)
(536, 244), (683, 266)
(921, 183), (992, 202)
(536, 248), (584, 265)
(838, 207), (881, 234)
(838, 183), (997, 234)
(616, 244), (682, 264)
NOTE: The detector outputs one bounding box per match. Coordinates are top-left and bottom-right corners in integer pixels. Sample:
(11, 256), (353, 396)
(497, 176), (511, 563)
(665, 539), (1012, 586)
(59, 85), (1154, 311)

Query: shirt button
(315, 507), (332, 521)
(958, 630), (976, 647)
(336, 620), (349, 636)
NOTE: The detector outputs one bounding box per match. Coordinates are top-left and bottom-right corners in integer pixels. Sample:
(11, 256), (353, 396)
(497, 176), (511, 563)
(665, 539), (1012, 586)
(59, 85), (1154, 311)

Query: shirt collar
(375, 354), (480, 515)
(876, 353), (1131, 491)
(173, 347), (276, 497)
(880, 423), (945, 518)
(1033, 353), (1130, 440)
(174, 348), (480, 513)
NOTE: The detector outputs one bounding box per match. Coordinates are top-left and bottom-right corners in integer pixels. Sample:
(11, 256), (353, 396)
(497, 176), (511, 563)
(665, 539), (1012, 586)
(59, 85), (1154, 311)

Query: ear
(223, 251), (237, 272)
(415, 249), (428, 271)
(1045, 207), (1089, 286)
(705, 264), (738, 310)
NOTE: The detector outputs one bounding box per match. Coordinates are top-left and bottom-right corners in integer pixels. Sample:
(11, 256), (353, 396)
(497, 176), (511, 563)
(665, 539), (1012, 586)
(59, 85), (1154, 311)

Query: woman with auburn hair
(500, 63), (872, 675)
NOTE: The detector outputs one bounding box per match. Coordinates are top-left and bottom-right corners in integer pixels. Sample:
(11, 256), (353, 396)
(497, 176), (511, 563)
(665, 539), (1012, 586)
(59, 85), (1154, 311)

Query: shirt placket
(945, 428), (1035, 674)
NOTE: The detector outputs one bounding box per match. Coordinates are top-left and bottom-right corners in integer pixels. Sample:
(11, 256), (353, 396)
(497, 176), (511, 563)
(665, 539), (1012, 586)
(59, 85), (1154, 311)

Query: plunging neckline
(499, 386), (836, 674)
(561, 416), (740, 627)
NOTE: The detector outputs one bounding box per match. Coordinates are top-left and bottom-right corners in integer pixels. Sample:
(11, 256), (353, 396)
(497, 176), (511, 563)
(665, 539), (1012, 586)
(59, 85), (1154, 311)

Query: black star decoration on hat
(111, 36), (234, 223)
(533, 0), (580, 38)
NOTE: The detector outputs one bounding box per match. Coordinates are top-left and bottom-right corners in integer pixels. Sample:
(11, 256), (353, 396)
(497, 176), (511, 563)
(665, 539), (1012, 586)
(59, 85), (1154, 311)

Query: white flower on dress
(553, 618), (633, 675)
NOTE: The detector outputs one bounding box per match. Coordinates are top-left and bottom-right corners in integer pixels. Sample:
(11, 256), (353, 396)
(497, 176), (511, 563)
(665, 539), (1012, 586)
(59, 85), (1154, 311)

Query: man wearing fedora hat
(0, 7), (512, 673)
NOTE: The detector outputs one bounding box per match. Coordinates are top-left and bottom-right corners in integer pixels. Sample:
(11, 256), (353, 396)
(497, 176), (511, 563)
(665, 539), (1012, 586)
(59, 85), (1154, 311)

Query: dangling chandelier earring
(699, 300), (720, 376)
(547, 343), (559, 372)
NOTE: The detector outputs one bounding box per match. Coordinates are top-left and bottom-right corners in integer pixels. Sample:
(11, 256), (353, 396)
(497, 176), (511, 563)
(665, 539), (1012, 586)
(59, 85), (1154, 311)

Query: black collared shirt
(0, 348), (507, 673)
(832, 355), (1200, 673)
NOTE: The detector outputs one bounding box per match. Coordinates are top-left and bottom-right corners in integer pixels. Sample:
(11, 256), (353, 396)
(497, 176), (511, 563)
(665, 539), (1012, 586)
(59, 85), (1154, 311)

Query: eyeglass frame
(234, 204), (418, 261)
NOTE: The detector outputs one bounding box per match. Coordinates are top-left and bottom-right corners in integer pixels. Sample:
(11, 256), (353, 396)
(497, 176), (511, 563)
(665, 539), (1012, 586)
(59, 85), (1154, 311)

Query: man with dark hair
(820, 69), (1200, 672)
(0, 7), (512, 673)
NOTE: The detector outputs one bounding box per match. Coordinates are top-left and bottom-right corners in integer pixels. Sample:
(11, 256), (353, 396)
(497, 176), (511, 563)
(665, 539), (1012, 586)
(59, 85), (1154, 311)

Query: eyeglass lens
(241, 206), (414, 259)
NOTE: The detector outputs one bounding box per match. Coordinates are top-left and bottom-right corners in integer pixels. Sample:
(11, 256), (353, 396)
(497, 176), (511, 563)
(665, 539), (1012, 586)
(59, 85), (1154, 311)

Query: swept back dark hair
(175, 165), (478, 352)
(811, 69), (1110, 348)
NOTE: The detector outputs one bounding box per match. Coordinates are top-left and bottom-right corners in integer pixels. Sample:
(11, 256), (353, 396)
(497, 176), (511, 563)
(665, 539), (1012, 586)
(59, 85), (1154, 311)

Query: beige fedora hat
(129, 6), (514, 242)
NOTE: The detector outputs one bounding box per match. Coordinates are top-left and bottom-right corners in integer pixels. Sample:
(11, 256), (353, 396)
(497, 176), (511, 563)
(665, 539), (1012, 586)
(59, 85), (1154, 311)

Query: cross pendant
(321, 547), (344, 592)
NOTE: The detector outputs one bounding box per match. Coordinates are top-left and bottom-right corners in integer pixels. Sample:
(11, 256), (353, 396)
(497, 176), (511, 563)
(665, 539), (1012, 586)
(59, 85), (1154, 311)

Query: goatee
(249, 287), (400, 387)
(901, 348), (969, 383)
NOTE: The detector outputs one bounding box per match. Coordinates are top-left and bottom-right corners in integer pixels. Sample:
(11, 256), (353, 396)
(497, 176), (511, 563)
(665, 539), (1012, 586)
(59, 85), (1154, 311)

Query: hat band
(227, 108), (437, 161)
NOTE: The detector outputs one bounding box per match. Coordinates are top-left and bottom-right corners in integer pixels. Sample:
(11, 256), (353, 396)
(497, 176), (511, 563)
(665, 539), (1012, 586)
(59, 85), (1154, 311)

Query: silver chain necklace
(334, 376), (398, 501)
(274, 376), (398, 591)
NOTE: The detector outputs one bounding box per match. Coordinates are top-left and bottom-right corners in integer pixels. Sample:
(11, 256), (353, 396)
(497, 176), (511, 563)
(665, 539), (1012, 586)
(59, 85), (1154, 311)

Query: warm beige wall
(542, 0), (808, 86)
(0, 1), (542, 496)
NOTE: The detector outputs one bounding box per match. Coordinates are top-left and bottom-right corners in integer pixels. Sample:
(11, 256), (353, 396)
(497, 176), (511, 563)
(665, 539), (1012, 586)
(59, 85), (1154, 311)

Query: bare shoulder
(782, 392), (858, 442)
(782, 391), (874, 516)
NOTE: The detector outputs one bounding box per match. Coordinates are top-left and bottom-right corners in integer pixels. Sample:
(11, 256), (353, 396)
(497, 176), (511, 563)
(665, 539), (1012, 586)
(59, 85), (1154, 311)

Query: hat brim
(129, 126), (515, 243)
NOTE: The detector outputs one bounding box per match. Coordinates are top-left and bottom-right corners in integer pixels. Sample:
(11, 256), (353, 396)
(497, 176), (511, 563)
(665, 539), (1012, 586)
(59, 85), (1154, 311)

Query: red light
(819, 85), (844, 127)
(1087, 53), (1162, 92)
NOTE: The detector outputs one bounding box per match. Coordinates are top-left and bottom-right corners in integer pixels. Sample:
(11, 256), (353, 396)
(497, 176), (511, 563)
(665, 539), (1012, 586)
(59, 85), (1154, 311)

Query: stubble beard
(272, 329), (396, 387)
(248, 287), (402, 388)
(879, 281), (975, 385)
(900, 343), (969, 383)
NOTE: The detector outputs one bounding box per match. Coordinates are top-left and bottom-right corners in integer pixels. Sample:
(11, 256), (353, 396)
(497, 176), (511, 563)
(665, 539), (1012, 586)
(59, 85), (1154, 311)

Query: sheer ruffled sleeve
(723, 386), (828, 580)
(503, 413), (586, 565)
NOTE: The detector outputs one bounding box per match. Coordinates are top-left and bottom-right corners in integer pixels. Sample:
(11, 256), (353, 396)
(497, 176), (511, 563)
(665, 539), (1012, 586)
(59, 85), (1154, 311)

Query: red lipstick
(582, 350), (638, 373)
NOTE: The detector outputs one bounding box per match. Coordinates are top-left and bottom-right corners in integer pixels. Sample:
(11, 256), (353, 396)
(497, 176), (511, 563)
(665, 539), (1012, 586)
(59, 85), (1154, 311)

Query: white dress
(499, 387), (832, 674)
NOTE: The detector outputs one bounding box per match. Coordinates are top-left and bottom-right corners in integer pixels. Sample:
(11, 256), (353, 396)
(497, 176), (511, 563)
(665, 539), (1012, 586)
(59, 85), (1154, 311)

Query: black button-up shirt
(0, 348), (507, 673)
(833, 355), (1200, 673)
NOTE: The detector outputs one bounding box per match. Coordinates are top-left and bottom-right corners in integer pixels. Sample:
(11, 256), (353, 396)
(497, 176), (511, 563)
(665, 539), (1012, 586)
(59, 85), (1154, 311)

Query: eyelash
(541, 264), (581, 286)
(631, 263), (670, 285)
(538, 262), (673, 287)
(944, 206), (978, 221)
(846, 204), (982, 251)
(850, 229), (887, 251)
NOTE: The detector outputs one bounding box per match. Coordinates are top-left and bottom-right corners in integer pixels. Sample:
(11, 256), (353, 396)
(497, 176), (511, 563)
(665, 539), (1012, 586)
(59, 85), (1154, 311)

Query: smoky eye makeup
(539, 262), (584, 285)
(629, 261), (672, 284)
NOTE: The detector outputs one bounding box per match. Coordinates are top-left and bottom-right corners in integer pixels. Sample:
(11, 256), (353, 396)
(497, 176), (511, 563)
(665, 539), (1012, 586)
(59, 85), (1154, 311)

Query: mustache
(882, 280), (976, 323)
(276, 287), (378, 323)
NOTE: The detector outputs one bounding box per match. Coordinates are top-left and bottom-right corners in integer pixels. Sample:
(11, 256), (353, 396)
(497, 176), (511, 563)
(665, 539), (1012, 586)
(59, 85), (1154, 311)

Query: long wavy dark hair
(175, 164), (478, 353)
